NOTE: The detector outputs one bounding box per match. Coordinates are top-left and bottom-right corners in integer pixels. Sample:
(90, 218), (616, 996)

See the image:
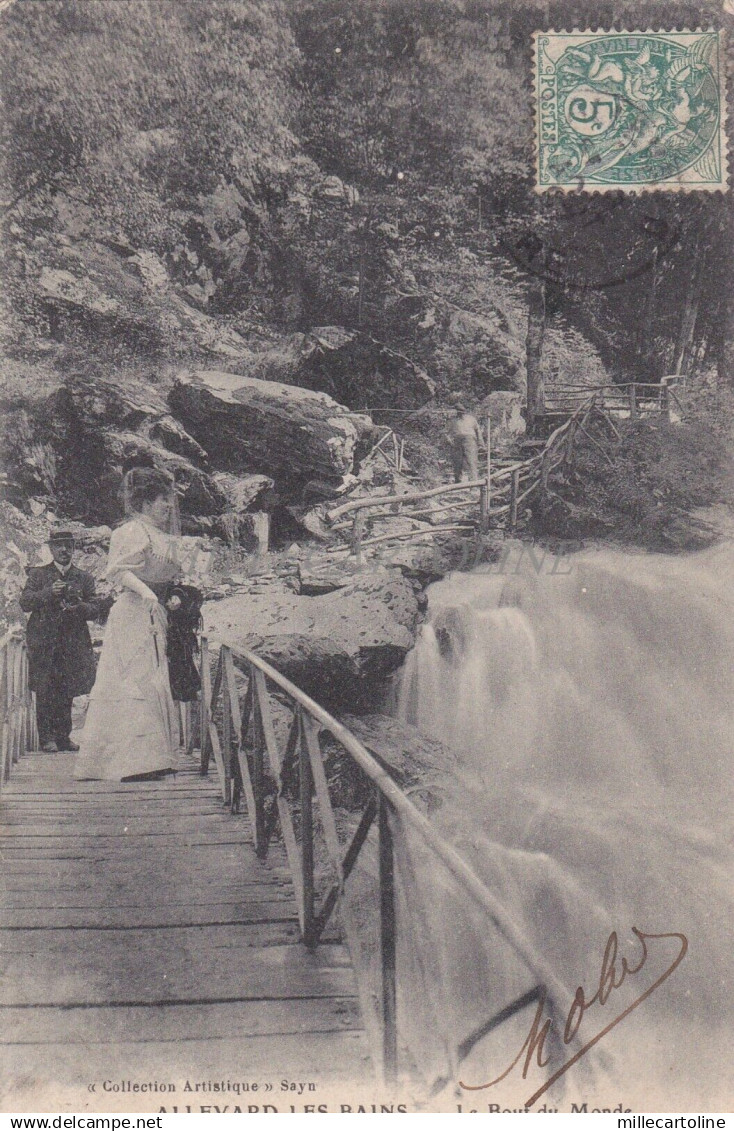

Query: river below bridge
(393, 542), (733, 1110)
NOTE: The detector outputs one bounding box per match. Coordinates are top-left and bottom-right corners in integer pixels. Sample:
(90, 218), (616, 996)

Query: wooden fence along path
(327, 380), (684, 557)
(1, 632), (576, 1107)
(1, 629), (37, 789)
(545, 379), (684, 421)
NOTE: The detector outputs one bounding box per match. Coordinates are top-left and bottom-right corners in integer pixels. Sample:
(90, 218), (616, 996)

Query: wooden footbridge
(1, 630), (573, 1112)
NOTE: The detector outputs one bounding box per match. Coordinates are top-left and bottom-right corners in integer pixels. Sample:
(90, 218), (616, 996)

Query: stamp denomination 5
(534, 31), (727, 192)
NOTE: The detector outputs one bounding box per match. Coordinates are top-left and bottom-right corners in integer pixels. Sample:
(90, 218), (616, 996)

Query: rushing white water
(394, 542), (733, 1110)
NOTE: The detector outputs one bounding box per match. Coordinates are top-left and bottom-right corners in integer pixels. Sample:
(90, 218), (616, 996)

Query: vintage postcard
(1, 0), (732, 1118)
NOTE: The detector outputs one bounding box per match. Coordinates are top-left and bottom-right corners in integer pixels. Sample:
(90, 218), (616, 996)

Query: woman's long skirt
(74, 592), (178, 781)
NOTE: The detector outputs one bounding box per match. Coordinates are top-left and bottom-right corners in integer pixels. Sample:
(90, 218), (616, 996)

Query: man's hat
(48, 527), (75, 544)
(447, 391), (465, 407)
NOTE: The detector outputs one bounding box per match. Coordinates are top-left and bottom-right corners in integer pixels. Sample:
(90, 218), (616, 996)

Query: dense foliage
(1, 0), (299, 349)
(3, 0), (730, 388)
(289, 0), (733, 389)
(535, 384), (734, 549)
(2, 0), (297, 235)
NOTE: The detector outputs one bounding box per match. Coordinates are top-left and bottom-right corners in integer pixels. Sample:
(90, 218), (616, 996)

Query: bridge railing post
(17, 642), (27, 762)
(185, 700), (196, 758)
(0, 632), (37, 789)
(200, 637), (211, 775)
(221, 647), (233, 806)
(299, 711), (316, 947)
(249, 663), (267, 855)
(509, 468), (520, 532)
(378, 794), (398, 1085)
(479, 485), (489, 533)
(10, 639), (21, 766)
(0, 641), (8, 789)
(539, 451), (550, 511)
(351, 510), (365, 562)
(485, 410), (491, 526)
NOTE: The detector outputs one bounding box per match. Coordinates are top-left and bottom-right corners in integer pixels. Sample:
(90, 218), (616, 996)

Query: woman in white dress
(74, 468), (182, 782)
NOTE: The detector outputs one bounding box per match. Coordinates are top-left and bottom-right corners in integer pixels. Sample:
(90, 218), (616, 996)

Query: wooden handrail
(1, 628), (37, 793)
(335, 381), (680, 542)
(199, 636), (575, 1086)
(325, 394), (594, 546)
(327, 453), (545, 526)
(551, 380), (679, 393)
(326, 478), (486, 523)
(232, 643), (570, 1001)
(321, 378), (684, 556)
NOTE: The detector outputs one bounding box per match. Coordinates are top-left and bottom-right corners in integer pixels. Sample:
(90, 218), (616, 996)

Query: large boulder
(169, 370), (376, 492)
(202, 566), (420, 710)
(0, 370), (226, 524)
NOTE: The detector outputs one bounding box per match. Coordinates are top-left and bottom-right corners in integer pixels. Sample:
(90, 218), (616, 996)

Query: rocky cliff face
(3, 213), (437, 520)
(29, 237), (257, 363)
(1, 364), (377, 526)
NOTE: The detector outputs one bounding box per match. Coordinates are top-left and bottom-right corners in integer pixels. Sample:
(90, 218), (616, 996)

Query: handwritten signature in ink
(460, 927), (688, 1108)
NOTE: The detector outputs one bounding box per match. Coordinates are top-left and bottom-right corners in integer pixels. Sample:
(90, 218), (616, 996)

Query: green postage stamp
(534, 30), (727, 191)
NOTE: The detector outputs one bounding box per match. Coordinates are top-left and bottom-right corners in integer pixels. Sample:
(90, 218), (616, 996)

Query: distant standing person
(446, 393), (484, 482)
(19, 529), (105, 753)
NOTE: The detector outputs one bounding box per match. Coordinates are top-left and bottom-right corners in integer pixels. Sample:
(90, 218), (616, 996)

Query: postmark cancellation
(534, 30), (728, 192)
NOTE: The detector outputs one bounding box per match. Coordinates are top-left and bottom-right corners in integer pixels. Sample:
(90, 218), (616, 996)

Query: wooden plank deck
(0, 750), (373, 1112)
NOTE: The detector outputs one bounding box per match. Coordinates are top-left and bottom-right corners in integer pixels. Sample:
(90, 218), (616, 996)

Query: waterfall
(394, 542), (733, 1110)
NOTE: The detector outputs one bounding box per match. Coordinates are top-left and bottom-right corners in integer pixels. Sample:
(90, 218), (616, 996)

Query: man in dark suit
(19, 529), (108, 753)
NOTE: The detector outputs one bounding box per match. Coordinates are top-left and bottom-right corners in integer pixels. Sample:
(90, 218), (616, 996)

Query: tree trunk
(717, 299), (734, 387)
(717, 264), (734, 387)
(525, 276), (547, 436)
(357, 238), (365, 328)
(673, 241), (704, 379)
(673, 288), (701, 378)
(638, 245), (659, 379)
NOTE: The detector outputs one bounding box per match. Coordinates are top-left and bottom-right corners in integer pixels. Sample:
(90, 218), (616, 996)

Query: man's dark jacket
(19, 563), (102, 698)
